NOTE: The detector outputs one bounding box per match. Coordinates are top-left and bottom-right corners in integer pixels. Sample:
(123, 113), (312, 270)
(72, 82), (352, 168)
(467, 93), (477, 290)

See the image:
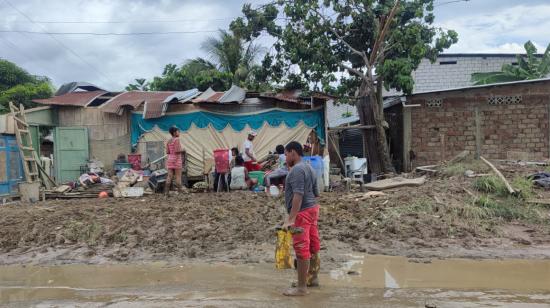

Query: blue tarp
(131, 108), (325, 145)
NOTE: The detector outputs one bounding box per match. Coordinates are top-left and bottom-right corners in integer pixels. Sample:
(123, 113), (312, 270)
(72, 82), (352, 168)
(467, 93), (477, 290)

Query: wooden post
(547, 102), (550, 159)
(475, 106), (482, 159)
(402, 107), (412, 172)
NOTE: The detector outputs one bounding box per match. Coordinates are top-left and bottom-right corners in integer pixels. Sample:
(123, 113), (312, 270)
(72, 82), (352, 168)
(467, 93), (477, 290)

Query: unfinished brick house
(387, 78), (550, 171)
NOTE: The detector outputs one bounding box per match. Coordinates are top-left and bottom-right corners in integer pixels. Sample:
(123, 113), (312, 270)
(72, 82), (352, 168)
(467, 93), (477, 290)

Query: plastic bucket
(248, 171), (265, 188)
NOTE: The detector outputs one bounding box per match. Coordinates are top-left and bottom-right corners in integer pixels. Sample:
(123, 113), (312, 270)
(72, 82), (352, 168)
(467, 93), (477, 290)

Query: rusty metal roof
(101, 91), (175, 114)
(34, 91), (107, 107)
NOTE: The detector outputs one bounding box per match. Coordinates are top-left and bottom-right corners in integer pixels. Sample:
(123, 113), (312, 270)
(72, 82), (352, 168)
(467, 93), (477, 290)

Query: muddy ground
(1, 160), (550, 268)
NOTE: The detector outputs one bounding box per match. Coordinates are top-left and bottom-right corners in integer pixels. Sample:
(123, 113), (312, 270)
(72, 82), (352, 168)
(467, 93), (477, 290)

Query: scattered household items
(87, 159), (104, 174)
(366, 176), (426, 191)
(113, 186), (144, 198)
(127, 154), (142, 170)
(114, 169), (145, 197)
(148, 169), (168, 193)
(46, 183), (114, 199)
(528, 172), (550, 189)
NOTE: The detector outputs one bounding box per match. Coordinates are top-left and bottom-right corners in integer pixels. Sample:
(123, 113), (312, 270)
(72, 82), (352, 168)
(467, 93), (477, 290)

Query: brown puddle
(1, 255), (550, 307)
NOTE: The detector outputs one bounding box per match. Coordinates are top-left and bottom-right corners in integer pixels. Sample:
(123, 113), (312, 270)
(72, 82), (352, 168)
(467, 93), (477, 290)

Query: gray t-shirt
(285, 161), (320, 213)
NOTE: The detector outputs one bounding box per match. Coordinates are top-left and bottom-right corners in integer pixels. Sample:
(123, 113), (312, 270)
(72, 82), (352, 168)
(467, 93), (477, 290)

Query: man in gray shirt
(282, 141), (321, 296)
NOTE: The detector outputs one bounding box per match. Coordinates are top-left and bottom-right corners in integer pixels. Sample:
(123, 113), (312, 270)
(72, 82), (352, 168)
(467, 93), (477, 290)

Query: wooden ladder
(9, 102), (40, 183)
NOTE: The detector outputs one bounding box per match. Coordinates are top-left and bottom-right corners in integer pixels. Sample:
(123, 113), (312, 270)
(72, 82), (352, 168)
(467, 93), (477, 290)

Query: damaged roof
(101, 91), (174, 117)
(34, 90), (107, 107)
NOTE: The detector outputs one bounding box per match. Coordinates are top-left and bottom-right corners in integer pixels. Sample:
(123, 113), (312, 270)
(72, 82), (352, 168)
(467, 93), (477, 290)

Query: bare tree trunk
(356, 81), (395, 174)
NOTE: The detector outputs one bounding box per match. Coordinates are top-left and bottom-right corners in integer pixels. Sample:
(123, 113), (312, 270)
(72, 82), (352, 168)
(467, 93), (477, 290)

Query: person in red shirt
(164, 126), (185, 196)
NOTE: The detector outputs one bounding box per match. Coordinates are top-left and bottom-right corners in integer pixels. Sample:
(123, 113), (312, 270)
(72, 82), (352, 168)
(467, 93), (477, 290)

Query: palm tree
(200, 30), (262, 84)
(125, 78), (149, 91)
(471, 41), (550, 85)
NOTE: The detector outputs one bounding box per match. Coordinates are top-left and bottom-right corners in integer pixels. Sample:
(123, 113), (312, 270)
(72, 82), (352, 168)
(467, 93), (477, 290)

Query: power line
(434, 0), (471, 7)
(2, 0), (115, 85)
(0, 29), (223, 36)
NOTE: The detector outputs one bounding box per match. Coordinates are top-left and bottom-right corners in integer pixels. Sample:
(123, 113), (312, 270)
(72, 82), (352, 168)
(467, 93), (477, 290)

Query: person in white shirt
(243, 130), (261, 171)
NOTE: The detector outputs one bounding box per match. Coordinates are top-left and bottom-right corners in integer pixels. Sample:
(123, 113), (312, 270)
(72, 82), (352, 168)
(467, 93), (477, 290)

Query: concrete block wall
(412, 56), (517, 93)
(408, 82), (550, 166)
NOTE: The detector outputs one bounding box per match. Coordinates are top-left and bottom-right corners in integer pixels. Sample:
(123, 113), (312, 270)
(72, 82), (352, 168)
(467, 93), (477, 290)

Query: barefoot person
(164, 126), (185, 196)
(282, 141), (321, 296)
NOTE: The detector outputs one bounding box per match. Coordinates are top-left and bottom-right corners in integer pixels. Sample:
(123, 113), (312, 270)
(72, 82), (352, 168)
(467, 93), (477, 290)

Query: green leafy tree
(0, 59), (53, 113)
(471, 41), (550, 85)
(231, 0), (457, 172)
(147, 60), (232, 92)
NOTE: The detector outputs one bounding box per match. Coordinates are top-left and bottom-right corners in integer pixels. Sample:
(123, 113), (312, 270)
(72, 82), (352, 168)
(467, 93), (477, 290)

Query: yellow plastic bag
(275, 230), (293, 269)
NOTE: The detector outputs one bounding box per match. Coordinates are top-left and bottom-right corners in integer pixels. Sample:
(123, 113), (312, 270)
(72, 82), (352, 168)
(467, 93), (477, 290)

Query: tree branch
(339, 63), (367, 81)
(310, 7), (370, 66)
(370, 0), (400, 65)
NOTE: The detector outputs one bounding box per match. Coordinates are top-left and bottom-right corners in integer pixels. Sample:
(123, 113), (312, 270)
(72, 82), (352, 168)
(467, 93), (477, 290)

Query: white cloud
(436, 4), (550, 54)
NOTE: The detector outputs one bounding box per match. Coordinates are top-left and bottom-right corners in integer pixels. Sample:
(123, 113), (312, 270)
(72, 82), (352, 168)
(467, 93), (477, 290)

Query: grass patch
(441, 159), (490, 177)
(472, 176), (508, 196)
(512, 177), (535, 199)
(64, 221), (103, 246)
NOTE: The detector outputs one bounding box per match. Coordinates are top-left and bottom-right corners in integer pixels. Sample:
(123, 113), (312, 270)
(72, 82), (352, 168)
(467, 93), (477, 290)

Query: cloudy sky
(1, 0), (549, 91)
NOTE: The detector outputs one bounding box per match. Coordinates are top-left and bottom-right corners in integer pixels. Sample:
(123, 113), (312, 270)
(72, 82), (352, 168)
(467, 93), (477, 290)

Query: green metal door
(54, 127), (89, 182)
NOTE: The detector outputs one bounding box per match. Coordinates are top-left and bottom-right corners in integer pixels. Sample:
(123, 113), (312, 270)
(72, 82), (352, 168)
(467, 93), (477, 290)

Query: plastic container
(302, 156), (324, 192)
(248, 171), (265, 188)
(213, 149), (230, 173)
(269, 185), (280, 197)
(127, 154), (142, 170)
(323, 155), (330, 190)
(302, 156), (324, 176)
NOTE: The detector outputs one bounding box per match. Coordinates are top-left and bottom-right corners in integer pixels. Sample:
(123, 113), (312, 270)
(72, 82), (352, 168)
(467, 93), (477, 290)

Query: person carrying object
(281, 141), (321, 296)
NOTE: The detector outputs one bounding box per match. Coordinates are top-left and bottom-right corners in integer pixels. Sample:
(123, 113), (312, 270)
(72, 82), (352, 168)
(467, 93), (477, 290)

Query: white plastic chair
(347, 161), (368, 191)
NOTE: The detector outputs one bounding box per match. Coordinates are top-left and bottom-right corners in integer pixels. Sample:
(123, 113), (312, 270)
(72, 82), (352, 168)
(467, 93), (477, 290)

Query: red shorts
(292, 205), (321, 260)
(244, 161), (261, 171)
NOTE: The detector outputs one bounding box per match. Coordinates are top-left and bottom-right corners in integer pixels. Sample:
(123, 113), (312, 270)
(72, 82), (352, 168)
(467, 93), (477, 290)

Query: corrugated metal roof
(101, 91), (175, 114)
(34, 91), (107, 107)
(143, 98), (168, 119)
(409, 77), (550, 96)
(219, 85), (246, 103)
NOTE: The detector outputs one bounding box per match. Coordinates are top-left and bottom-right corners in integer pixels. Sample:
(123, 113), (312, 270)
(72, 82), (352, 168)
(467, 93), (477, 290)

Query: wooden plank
(365, 176), (426, 191)
(329, 125), (376, 131)
(402, 107), (412, 172)
(475, 106), (482, 159)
